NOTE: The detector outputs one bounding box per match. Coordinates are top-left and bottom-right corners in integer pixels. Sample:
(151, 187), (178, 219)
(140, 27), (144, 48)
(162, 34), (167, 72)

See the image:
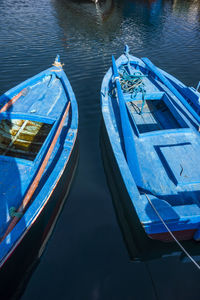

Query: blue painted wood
(142, 57), (200, 125)
(101, 47), (200, 242)
(112, 55), (142, 187)
(124, 91), (164, 102)
(160, 68), (200, 116)
(0, 57), (78, 270)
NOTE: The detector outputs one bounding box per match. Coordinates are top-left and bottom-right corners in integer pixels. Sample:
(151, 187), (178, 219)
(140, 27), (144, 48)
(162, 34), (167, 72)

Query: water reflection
(172, 0), (200, 25)
(122, 0), (163, 25)
(52, 0), (122, 43)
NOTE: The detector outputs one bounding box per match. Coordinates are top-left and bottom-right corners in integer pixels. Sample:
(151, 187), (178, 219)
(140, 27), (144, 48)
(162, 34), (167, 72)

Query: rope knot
(9, 207), (23, 218)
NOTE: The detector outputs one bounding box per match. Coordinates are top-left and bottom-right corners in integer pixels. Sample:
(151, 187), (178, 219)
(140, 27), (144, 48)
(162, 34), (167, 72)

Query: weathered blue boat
(101, 46), (200, 243)
(0, 56), (78, 298)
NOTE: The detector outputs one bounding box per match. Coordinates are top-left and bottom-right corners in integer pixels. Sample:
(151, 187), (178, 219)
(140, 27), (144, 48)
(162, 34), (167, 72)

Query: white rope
(144, 193), (200, 270)
(113, 76), (120, 82)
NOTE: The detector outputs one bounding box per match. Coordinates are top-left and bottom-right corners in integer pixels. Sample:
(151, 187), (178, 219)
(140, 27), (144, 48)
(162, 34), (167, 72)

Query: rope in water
(144, 193), (200, 271)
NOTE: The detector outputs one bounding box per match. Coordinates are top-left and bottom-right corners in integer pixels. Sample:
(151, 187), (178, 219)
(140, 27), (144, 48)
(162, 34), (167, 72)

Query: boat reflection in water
(121, 0), (163, 25)
(53, 0), (122, 42)
(172, 0), (200, 13)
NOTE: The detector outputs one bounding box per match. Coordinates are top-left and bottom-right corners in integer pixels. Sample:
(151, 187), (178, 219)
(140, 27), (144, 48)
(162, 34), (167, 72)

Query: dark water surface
(0, 0), (200, 299)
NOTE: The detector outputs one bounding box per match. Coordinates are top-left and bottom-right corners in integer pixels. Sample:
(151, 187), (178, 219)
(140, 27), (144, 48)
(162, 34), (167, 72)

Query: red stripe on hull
(149, 229), (196, 242)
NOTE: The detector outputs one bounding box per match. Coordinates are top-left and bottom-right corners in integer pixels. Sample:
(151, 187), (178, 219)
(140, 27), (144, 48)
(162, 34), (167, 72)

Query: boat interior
(126, 94), (189, 136)
(119, 63), (190, 136)
(0, 70), (73, 238)
(115, 63), (200, 212)
(0, 118), (53, 161)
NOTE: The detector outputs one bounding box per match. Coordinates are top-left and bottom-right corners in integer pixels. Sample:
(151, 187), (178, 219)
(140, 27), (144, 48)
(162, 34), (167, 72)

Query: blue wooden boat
(101, 46), (200, 243)
(0, 56), (78, 298)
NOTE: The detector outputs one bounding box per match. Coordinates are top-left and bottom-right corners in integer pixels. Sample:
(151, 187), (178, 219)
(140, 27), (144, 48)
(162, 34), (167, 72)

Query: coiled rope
(116, 67), (147, 114)
(144, 193), (200, 271)
(118, 67), (146, 96)
(110, 65), (147, 114)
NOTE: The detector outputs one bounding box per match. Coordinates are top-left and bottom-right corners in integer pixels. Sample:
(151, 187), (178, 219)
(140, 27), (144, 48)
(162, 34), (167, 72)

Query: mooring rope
(144, 193), (200, 271)
(52, 61), (64, 68)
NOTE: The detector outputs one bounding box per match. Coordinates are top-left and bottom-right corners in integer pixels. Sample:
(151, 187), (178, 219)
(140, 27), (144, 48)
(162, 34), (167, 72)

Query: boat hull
(101, 49), (200, 244)
(0, 138), (79, 299)
(101, 118), (148, 258)
(101, 122), (200, 261)
(101, 112), (198, 253)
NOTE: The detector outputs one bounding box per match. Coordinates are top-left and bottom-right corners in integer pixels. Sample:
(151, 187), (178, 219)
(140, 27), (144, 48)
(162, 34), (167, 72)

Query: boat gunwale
(0, 112), (55, 124)
(0, 68), (61, 107)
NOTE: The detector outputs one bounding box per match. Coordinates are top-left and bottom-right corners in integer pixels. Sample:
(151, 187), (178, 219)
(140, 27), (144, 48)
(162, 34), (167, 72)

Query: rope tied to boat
(144, 193), (200, 271)
(9, 207), (23, 218)
(52, 61), (64, 68)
